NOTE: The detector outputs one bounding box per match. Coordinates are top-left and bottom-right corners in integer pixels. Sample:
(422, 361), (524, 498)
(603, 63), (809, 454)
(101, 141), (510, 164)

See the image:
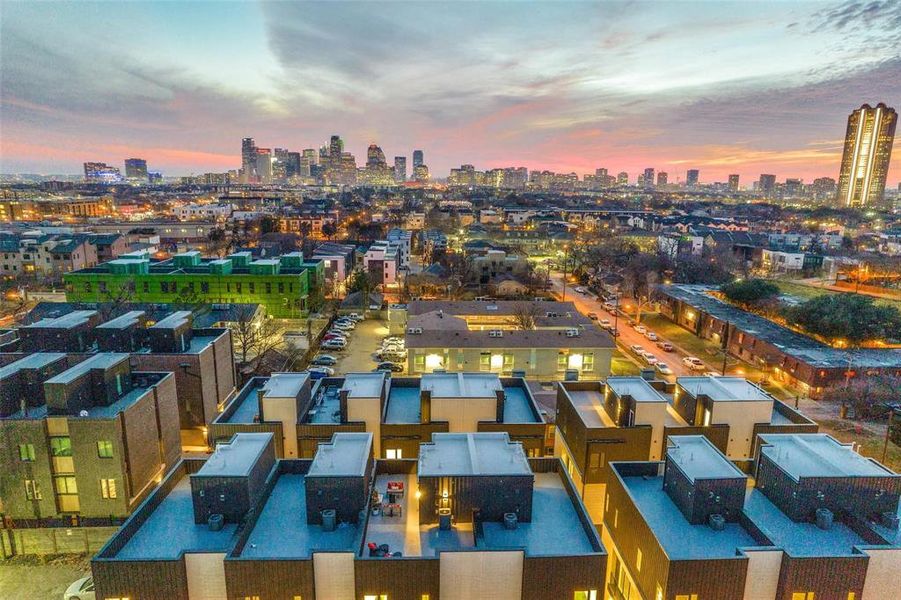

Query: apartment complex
(210, 371), (549, 460)
(93, 430), (606, 600)
(554, 376), (816, 523)
(0, 352), (180, 525)
(656, 284), (901, 396)
(64, 250), (325, 318)
(397, 301), (615, 379)
(604, 434), (901, 600)
(8, 308), (236, 435)
(0, 233), (98, 276)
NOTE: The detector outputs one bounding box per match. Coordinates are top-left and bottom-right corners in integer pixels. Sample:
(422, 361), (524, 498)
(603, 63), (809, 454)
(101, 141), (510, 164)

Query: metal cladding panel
(440, 550), (523, 600)
(185, 552), (227, 600)
(313, 552), (355, 600)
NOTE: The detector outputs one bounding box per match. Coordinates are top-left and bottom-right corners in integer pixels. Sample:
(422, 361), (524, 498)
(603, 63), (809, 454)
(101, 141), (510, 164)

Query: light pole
(560, 244), (570, 302)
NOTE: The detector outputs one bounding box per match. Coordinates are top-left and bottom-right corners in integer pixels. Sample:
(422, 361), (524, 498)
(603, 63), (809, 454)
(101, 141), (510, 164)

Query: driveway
(332, 318), (395, 375)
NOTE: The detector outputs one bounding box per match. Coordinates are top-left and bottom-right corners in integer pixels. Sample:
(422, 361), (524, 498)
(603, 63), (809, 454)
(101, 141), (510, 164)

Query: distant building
(240, 137), (257, 183)
(686, 169), (700, 187)
(412, 149), (424, 168)
(643, 167), (655, 187)
(83, 162), (122, 184)
(656, 171), (668, 187)
(123, 158), (148, 181)
(617, 171), (628, 185)
(728, 173), (740, 190)
(758, 173), (777, 197)
(836, 103), (896, 207)
(394, 155), (406, 182)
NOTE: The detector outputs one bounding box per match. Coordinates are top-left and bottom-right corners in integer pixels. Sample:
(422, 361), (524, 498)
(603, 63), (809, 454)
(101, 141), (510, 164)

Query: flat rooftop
(194, 433), (273, 478)
(341, 372), (386, 398)
(667, 436), (746, 482)
(607, 377), (667, 403)
(307, 433), (372, 477)
(0, 352), (66, 380)
(678, 376), (772, 402)
(44, 353), (128, 385)
(307, 382), (342, 424)
(385, 384), (421, 424)
(418, 433), (532, 477)
(262, 372), (309, 399)
(23, 310), (96, 330)
(149, 310), (192, 329)
(565, 387), (616, 428)
(744, 489), (868, 556)
(421, 372), (502, 398)
(115, 477), (238, 560)
(240, 473), (359, 558)
(502, 384), (540, 423)
(623, 475), (759, 559)
(217, 378), (264, 424)
(95, 310), (145, 329)
(758, 434), (893, 479)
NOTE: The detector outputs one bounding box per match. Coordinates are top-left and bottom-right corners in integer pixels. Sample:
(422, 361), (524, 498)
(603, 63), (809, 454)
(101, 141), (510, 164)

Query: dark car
(374, 361), (403, 373)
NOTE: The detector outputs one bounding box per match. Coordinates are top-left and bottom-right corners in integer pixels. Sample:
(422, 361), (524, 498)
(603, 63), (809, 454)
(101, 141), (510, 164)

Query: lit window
(24, 479), (42, 500)
(675, 595), (699, 600)
(18, 443), (35, 461)
(100, 478), (117, 499)
(792, 594), (815, 600)
(574, 592), (598, 600)
(97, 440), (114, 458)
(50, 437), (72, 457)
(636, 548), (642, 572)
(386, 449), (402, 459)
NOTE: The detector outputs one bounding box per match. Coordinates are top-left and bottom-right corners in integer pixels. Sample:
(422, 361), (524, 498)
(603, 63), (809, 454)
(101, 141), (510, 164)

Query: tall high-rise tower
(728, 174), (740, 191)
(394, 156), (407, 182)
(241, 138), (257, 183)
(836, 103), (896, 207)
(412, 150), (424, 169)
(686, 169), (700, 187)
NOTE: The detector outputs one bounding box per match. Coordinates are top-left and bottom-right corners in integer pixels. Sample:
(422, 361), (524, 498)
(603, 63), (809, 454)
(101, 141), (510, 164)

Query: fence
(0, 526), (118, 558)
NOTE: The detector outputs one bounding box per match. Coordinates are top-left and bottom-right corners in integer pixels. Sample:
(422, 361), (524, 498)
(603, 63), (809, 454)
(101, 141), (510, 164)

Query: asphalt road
(548, 273), (706, 378)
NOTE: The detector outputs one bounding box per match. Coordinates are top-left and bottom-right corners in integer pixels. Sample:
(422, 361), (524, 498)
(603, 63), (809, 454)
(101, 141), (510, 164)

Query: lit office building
(124, 158), (148, 181)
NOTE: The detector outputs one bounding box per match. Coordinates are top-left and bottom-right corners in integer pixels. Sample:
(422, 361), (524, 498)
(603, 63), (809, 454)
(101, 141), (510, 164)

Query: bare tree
(507, 302), (542, 330)
(228, 305), (289, 377)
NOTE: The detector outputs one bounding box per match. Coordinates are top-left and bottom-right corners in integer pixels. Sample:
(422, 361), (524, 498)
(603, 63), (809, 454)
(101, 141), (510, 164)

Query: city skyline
(2, 1), (901, 185)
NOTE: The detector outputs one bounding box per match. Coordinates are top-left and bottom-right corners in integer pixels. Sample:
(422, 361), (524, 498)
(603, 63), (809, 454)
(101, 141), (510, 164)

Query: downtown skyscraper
(836, 103), (896, 207)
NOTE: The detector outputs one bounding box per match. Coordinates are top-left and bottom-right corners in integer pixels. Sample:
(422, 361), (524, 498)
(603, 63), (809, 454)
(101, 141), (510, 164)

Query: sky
(1, 0), (900, 185)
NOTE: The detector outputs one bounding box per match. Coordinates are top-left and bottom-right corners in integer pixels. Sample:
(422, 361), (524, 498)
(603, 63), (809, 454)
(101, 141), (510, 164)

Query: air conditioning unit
(407, 327), (422, 334)
(489, 330), (503, 337)
(566, 328), (580, 337)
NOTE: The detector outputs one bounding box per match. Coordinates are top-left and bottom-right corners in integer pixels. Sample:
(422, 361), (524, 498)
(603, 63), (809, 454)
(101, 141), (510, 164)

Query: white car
(634, 325), (647, 335)
(683, 356), (705, 371)
(629, 344), (644, 355)
(645, 331), (658, 341)
(603, 302), (616, 312)
(599, 319), (611, 328)
(321, 339), (347, 350)
(346, 313), (363, 321)
(655, 363), (673, 376)
(64, 576), (95, 600)
(642, 352), (658, 366)
(309, 366), (335, 376)
(574, 286), (587, 294)
(332, 321), (355, 331)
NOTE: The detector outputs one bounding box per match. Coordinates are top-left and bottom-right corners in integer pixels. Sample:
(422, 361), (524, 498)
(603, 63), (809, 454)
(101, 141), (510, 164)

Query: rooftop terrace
(566, 388), (615, 428)
(262, 372), (309, 399)
(607, 377), (667, 403)
(501, 384), (540, 423)
(307, 433), (372, 477)
(115, 477), (239, 560)
(421, 372), (502, 398)
(418, 433), (532, 477)
(678, 376), (772, 402)
(342, 372), (386, 398)
(384, 384), (420, 424)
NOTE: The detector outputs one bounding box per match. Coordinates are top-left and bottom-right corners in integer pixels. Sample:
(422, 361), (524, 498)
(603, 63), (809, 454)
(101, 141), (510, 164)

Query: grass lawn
(774, 280), (901, 310)
(611, 350), (640, 376)
(817, 418), (901, 472)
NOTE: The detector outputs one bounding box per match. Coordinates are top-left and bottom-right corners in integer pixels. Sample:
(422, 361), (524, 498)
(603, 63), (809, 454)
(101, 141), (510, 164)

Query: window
(242, 596), (260, 600)
(55, 476), (78, 494)
(614, 509), (618, 528)
(421, 596), (430, 600)
(278, 282), (285, 294)
(479, 352), (491, 372)
(363, 596), (387, 600)
(848, 594), (856, 600)
(792, 594), (815, 600)
(24, 479), (42, 500)
(265, 282), (272, 293)
(50, 437), (72, 457)
(636, 548), (642, 572)
(582, 353), (595, 372)
(503, 353), (514, 370)
(18, 443), (35, 461)
(161, 281), (170, 293)
(557, 352), (567, 372)
(97, 440), (114, 458)
(201, 282), (210, 293)
(386, 449), (403, 459)
(142, 281), (150, 293)
(100, 479), (118, 500)
(676, 595), (699, 600)
(249, 282), (255, 294)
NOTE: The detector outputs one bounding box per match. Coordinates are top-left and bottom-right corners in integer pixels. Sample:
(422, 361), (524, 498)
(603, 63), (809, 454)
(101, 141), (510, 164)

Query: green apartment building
(64, 251), (324, 319)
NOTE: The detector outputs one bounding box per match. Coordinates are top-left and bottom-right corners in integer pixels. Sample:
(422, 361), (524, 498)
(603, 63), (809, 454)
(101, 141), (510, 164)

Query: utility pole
(721, 321), (731, 375)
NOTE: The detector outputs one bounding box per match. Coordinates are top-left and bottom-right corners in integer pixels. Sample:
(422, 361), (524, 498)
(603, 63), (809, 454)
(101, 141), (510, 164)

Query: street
(547, 272), (704, 378)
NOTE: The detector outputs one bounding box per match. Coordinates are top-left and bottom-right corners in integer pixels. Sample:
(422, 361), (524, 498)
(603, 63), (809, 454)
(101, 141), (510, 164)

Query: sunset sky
(2, 1), (900, 184)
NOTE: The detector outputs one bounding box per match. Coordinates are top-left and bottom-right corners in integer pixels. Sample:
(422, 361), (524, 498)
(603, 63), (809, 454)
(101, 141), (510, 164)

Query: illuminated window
(479, 352), (491, 372)
(582, 353), (595, 372)
(101, 478), (117, 499)
(363, 596), (388, 600)
(557, 352), (567, 372)
(567, 353), (583, 371)
(636, 548), (642, 572)
(50, 437), (72, 457)
(24, 479), (42, 500)
(424, 353), (444, 371)
(386, 449), (403, 459)
(97, 440), (114, 458)
(792, 594), (815, 600)
(18, 444), (35, 461)
(574, 592), (597, 600)
(490, 353), (503, 371)
(414, 354), (425, 372)
(676, 595), (699, 600)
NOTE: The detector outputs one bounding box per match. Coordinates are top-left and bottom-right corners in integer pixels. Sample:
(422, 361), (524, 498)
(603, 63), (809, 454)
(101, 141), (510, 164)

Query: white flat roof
(667, 435), (745, 482)
(759, 434), (893, 479)
(262, 373), (309, 399)
(341, 372), (386, 398)
(421, 372), (502, 398)
(607, 377), (667, 403)
(307, 433), (372, 477)
(418, 432), (532, 477)
(678, 376), (772, 402)
(195, 433), (273, 477)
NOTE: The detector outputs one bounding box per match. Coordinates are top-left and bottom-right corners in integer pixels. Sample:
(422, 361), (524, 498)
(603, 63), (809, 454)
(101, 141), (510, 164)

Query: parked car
(64, 576), (95, 600)
(309, 369), (329, 380)
(683, 356), (705, 371)
(309, 366), (335, 376)
(574, 286), (587, 294)
(629, 344), (645, 355)
(645, 331), (658, 341)
(642, 352), (659, 366)
(375, 361), (404, 373)
(587, 312), (598, 320)
(332, 321), (354, 331)
(379, 352), (406, 363)
(634, 324), (647, 335)
(598, 318), (611, 328)
(345, 312), (363, 321)
(655, 363), (673, 376)
(603, 302), (616, 312)
(656, 341), (674, 352)
(321, 339), (346, 350)
(311, 355), (337, 366)
(322, 333), (347, 342)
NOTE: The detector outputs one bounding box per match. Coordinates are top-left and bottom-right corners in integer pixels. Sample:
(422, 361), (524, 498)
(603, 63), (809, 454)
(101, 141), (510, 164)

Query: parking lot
(326, 318), (404, 375)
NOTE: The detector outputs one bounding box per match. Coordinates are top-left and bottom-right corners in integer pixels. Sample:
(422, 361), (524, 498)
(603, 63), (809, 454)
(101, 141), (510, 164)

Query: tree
(507, 302), (542, 330)
(322, 222), (337, 239)
(822, 375), (901, 420)
(259, 215), (278, 235)
(347, 269), (373, 310)
(785, 294), (901, 346)
(720, 279), (780, 309)
(228, 305), (289, 378)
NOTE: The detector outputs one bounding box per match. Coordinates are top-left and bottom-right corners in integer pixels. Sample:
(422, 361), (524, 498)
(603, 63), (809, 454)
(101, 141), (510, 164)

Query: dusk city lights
(1, 2), (901, 600)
